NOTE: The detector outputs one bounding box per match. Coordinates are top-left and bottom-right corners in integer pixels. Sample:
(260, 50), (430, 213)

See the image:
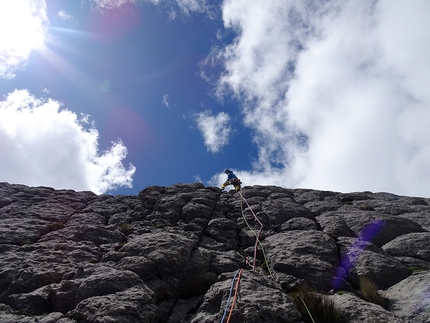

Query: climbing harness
(222, 178), (242, 191)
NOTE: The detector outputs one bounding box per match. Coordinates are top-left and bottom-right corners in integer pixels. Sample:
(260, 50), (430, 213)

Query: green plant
(114, 241), (126, 251)
(21, 239), (33, 245)
(408, 266), (426, 273)
(227, 203), (236, 210)
(48, 222), (65, 231)
(358, 276), (389, 308)
(360, 204), (375, 211)
(119, 223), (132, 234)
(153, 221), (165, 229)
(292, 284), (344, 323)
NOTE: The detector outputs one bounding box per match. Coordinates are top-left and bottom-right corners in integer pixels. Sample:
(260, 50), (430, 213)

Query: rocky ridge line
(0, 182), (429, 322)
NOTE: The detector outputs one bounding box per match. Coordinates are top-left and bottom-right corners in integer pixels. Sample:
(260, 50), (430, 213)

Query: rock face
(0, 182), (429, 323)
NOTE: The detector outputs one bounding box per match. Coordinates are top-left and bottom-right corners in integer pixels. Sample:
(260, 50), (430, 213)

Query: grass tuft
(360, 204), (375, 211)
(408, 266), (426, 273)
(153, 221), (165, 229)
(48, 222), (65, 231)
(21, 239), (33, 245)
(358, 276), (389, 308)
(119, 223), (132, 234)
(292, 284), (345, 323)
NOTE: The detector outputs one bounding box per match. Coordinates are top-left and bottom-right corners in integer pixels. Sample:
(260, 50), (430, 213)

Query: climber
(221, 169), (242, 192)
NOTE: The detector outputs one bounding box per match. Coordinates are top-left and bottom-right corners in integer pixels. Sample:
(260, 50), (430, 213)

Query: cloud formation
(196, 110), (231, 153)
(213, 0), (430, 196)
(58, 10), (79, 28)
(91, 0), (210, 15)
(162, 94), (170, 108)
(0, 90), (136, 194)
(91, 0), (130, 10)
(0, 0), (47, 79)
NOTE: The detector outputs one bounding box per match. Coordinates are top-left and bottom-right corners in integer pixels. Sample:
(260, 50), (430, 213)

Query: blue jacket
(227, 171), (237, 180)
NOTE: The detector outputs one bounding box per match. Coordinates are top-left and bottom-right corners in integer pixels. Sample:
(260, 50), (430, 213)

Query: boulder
(75, 268), (143, 304)
(385, 270), (430, 323)
(260, 198), (315, 225)
(317, 213), (356, 238)
(279, 217), (320, 231)
(70, 285), (157, 323)
(337, 237), (411, 289)
(6, 285), (52, 314)
(333, 292), (404, 323)
(322, 210), (425, 247)
(180, 249), (216, 297)
(115, 256), (157, 281)
(382, 232), (430, 262)
(120, 231), (197, 279)
(264, 230), (338, 291)
(191, 270), (302, 323)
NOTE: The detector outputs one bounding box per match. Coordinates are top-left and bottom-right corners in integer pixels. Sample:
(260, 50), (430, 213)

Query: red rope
(225, 268), (243, 323)
(239, 191), (263, 226)
(253, 226), (262, 268)
(239, 191), (264, 268)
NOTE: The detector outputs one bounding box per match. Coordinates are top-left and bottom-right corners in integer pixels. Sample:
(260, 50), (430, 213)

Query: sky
(1, 0), (430, 197)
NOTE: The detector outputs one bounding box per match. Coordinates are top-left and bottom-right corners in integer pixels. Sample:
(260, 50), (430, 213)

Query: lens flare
(99, 79), (111, 92)
(332, 219), (385, 290)
(87, 1), (140, 44)
(425, 288), (430, 316)
(103, 106), (155, 154)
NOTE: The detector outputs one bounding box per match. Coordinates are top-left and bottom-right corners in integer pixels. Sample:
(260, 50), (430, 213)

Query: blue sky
(1, 0), (430, 197)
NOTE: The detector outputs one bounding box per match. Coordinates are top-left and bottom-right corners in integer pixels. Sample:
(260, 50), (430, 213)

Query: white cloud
(0, 90), (136, 194)
(0, 0), (48, 79)
(213, 0), (430, 197)
(91, 0), (131, 10)
(58, 10), (79, 28)
(195, 110), (231, 153)
(170, 0), (209, 15)
(58, 10), (72, 21)
(162, 94), (170, 108)
(91, 0), (210, 15)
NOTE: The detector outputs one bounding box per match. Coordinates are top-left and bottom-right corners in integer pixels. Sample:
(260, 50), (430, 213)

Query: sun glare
(0, 0), (47, 76)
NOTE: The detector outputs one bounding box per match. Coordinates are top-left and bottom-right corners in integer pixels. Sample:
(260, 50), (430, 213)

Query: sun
(0, 0), (47, 77)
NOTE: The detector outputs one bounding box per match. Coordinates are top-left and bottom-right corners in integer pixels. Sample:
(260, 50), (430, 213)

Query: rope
(240, 201), (261, 268)
(294, 293), (316, 323)
(219, 269), (241, 323)
(219, 191), (277, 323)
(225, 268), (243, 323)
(239, 191), (263, 227)
(238, 191), (274, 278)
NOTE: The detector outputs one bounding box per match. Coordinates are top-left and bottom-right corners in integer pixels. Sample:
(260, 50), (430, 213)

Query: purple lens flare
(332, 219), (385, 290)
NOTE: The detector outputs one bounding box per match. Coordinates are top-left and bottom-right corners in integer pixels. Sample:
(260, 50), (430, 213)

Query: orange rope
(225, 268), (243, 323)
